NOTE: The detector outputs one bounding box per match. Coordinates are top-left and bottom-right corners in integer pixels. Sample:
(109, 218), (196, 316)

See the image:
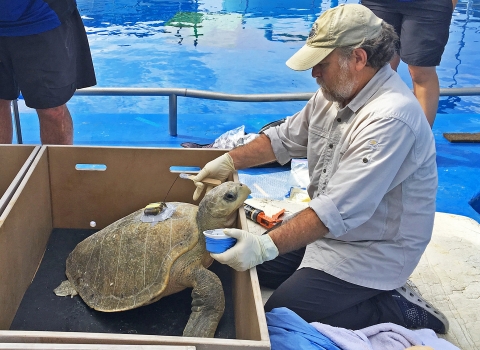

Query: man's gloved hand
(211, 229), (279, 271)
(192, 153), (235, 201)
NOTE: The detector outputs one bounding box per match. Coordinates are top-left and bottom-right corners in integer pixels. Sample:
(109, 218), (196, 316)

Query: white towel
(310, 322), (460, 350)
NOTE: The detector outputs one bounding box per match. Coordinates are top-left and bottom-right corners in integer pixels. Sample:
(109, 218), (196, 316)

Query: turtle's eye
(223, 191), (237, 202)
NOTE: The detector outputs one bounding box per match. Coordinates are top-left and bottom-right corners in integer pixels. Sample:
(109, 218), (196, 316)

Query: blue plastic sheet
(238, 167), (291, 200)
(469, 191), (480, 214)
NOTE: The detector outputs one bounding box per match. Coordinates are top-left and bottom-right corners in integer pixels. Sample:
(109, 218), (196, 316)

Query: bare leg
(0, 99), (13, 144)
(36, 104), (73, 145)
(408, 65), (439, 127)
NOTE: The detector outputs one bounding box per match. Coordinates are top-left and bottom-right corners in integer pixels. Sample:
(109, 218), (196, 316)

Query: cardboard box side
(231, 172), (270, 342)
(46, 147), (227, 229)
(0, 147), (270, 349)
(0, 146), (38, 214)
(0, 345), (195, 350)
(232, 207), (270, 344)
(0, 147), (53, 328)
(0, 331), (270, 350)
(0, 145), (36, 196)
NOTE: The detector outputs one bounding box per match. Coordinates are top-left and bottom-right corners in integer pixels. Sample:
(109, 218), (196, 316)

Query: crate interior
(10, 228), (236, 338)
(0, 146), (269, 348)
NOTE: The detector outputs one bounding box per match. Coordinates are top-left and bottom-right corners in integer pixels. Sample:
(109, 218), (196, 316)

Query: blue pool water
(14, 0), (480, 222)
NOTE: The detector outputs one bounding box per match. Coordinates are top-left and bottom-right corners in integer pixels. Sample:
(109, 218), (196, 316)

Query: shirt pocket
(307, 125), (331, 182)
(308, 125), (330, 157)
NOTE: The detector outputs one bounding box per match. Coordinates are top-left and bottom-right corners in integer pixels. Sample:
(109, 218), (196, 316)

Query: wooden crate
(0, 145), (39, 214)
(0, 146), (270, 350)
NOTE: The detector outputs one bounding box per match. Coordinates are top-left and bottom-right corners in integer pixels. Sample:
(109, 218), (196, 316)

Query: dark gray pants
(257, 247), (406, 330)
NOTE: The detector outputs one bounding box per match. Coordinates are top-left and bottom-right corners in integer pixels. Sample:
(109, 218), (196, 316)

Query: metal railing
(12, 86), (480, 143)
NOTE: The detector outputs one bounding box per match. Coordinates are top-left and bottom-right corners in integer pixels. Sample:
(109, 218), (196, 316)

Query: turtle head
(197, 181), (251, 230)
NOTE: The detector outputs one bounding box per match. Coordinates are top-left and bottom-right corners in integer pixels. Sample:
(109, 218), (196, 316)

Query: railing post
(169, 93), (178, 136)
(12, 100), (23, 144)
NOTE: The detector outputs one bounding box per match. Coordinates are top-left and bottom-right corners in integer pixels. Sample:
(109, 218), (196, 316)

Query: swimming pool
(14, 0), (480, 221)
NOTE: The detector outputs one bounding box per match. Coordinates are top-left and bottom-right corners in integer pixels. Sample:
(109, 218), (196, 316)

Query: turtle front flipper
(182, 264), (225, 338)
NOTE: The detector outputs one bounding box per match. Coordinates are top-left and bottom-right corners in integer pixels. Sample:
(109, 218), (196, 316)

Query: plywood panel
(0, 331), (269, 350)
(443, 132), (480, 143)
(47, 146), (227, 229)
(0, 147), (53, 328)
(0, 345), (195, 350)
(0, 146), (270, 349)
(232, 170), (269, 344)
(0, 145), (36, 196)
(0, 146), (39, 214)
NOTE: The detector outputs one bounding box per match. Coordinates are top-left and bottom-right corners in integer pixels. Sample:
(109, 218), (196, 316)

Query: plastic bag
(285, 159), (310, 202)
(211, 125), (259, 149)
(287, 159), (309, 188)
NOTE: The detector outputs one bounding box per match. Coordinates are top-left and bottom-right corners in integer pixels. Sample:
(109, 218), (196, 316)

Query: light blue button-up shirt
(264, 64), (437, 290)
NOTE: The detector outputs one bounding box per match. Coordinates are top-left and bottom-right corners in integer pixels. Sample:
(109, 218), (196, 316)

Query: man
(361, 0), (457, 127)
(192, 4), (449, 333)
(0, 0), (96, 144)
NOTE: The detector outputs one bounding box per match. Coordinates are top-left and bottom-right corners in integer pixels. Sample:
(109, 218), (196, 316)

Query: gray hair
(338, 21), (399, 69)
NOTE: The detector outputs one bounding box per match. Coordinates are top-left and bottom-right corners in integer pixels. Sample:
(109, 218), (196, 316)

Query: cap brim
(286, 45), (335, 71)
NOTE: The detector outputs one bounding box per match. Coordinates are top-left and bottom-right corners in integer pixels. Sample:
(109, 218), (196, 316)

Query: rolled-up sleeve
(309, 195), (346, 237)
(263, 93), (321, 164)
(263, 126), (292, 165)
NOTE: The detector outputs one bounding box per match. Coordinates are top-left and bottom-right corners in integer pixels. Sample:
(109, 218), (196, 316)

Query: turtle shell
(65, 202), (199, 311)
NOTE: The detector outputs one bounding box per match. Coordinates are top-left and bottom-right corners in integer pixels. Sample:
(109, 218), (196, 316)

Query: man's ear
(352, 48), (368, 71)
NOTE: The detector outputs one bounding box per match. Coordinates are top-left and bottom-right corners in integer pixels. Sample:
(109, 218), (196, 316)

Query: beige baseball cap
(286, 4), (383, 71)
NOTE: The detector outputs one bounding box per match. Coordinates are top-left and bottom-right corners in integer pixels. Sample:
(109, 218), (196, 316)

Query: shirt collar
(346, 64), (395, 114)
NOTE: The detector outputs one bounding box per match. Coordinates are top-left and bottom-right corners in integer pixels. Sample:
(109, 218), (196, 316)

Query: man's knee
(408, 66), (438, 85)
(36, 104), (69, 119)
(36, 104), (73, 144)
(36, 104), (73, 127)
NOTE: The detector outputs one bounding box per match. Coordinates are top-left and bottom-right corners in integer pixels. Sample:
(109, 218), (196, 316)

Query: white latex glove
(192, 153), (235, 201)
(211, 229), (279, 271)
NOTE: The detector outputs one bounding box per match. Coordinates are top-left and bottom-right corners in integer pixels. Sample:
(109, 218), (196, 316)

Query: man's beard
(316, 58), (356, 105)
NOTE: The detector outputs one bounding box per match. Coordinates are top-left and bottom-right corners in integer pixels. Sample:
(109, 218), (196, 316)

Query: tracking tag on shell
(140, 202), (175, 224)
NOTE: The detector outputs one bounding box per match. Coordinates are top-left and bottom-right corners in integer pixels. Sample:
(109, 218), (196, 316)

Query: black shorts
(361, 0), (453, 67)
(0, 9), (96, 109)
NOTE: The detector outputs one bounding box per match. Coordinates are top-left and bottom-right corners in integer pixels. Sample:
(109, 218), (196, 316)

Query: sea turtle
(54, 181), (251, 338)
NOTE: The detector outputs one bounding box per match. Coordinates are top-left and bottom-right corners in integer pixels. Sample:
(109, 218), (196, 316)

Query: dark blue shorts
(361, 0), (454, 67)
(0, 9), (96, 109)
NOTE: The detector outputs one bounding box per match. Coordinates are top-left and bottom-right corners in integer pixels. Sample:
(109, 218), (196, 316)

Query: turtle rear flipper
(182, 265), (225, 338)
(54, 280), (78, 298)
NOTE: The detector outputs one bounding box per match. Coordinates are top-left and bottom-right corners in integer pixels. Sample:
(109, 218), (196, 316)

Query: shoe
(392, 282), (449, 334)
